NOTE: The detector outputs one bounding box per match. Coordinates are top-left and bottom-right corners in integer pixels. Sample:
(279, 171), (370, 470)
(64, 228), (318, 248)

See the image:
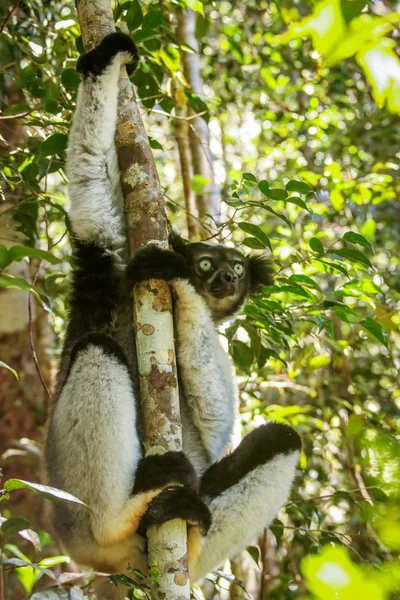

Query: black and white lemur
(45, 32), (301, 595)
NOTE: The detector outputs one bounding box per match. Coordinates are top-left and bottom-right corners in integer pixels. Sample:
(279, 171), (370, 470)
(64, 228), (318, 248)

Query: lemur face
(185, 243), (252, 320)
(169, 231), (272, 321)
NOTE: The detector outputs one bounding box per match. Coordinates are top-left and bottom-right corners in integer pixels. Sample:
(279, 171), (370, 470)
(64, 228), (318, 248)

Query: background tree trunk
(177, 8), (220, 235)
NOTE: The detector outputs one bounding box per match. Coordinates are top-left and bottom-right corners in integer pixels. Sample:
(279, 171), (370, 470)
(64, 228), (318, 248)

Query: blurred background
(0, 0), (399, 598)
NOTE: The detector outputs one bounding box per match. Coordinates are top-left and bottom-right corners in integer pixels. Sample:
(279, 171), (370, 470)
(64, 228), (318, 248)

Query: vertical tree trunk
(177, 8), (220, 234)
(174, 86), (198, 240)
(75, 1), (190, 598)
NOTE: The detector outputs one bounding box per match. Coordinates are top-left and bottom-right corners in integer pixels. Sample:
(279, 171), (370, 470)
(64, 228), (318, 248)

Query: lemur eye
(199, 259), (213, 272)
(234, 263), (244, 275)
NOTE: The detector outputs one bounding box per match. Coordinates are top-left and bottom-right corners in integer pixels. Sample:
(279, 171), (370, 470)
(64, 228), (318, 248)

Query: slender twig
(28, 264), (51, 400)
(0, 0), (20, 35)
(0, 111), (32, 120)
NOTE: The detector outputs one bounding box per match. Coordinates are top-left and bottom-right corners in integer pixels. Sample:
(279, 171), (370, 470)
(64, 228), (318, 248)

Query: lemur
(45, 32), (301, 598)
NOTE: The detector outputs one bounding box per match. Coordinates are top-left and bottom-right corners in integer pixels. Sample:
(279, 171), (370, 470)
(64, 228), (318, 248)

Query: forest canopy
(0, 0), (399, 599)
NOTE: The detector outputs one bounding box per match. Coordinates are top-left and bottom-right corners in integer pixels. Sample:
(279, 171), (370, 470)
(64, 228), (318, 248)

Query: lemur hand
(77, 32), (139, 77)
(140, 487), (212, 536)
(126, 245), (189, 286)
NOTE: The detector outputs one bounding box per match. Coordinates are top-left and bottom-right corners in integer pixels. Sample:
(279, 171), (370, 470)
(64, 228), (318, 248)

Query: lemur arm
(127, 246), (238, 465)
(172, 279), (237, 464)
(66, 32), (138, 251)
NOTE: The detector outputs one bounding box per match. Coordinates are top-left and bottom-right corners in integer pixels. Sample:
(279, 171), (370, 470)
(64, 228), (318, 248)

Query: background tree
(0, 0), (399, 599)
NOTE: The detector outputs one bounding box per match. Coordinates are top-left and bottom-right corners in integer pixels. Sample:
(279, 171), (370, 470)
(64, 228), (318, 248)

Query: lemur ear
(248, 255), (273, 293)
(169, 229), (188, 255)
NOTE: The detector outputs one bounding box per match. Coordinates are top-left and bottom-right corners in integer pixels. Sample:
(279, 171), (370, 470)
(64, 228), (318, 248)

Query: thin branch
(28, 264), (51, 400)
(0, 0), (20, 35)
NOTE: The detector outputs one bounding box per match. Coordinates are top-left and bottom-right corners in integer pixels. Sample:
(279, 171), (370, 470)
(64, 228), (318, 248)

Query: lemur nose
(224, 272), (238, 284)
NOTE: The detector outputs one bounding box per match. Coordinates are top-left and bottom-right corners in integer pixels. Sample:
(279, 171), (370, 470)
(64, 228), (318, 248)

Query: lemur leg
(172, 279), (238, 465)
(188, 423), (301, 582)
(66, 33), (138, 251)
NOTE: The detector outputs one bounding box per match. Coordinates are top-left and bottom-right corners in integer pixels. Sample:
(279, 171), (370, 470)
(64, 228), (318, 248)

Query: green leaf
(309, 238), (324, 254)
(5, 104), (30, 116)
(242, 237), (265, 250)
(258, 180), (270, 195)
(61, 68), (80, 89)
(302, 545), (385, 600)
(4, 480), (91, 509)
(0, 361), (19, 380)
(0, 274), (41, 297)
(142, 9), (163, 30)
(39, 133), (68, 158)
(357, 38), (400, 114)
(276, 0), (346, 57)
(0, 244), (10, 269)
(238, 223), (271, 250)
(262, 188), (288, 200)
(289, 274), (321, 290)
(343, 231), (371, 247)
(360, 219), (376, 242)
(242, 172), (257, 182)
(330, 189), (345, 211)
(309, 355), (331, 369)
(126, 0), (143, 30)
(329, 248), (372, 268)
(340, 0), (366, 23)
(246, 546), (260, 567)
(231, 341), (254, 370)
(1, 518), (30, 538)
(360, 317), (388, 348)
(262, 205), (292, 228)
(285, 196), (308, 209)
(148, 136), (163, 150)
(327, 15), (392, 66)
(160, 46), (181, 74)
(8, 245), (62, 265)
(191, 174), (210, 192)
(268, 284), (310, 299)
(181, 0), (204, 16)
(285, 180), (312, 194)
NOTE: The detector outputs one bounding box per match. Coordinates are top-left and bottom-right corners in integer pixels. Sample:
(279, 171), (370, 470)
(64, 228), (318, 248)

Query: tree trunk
(174, 85), (198, 240)
(177, 8), (220, 234)
(75, 1), (190, 598)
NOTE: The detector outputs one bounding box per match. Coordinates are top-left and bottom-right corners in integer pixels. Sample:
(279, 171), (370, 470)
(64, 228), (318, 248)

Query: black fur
(139, 487), (211, 535)
(69, 333), (128, 370)
(133, 451), (197, 494)
(77, 32), (139, 77)
(200, 423), (301, 500)
(126, 245), (189, 287)
(169, 230), (188, 255)
(68, 240), (121, 335)
(248, 255), (273, 292)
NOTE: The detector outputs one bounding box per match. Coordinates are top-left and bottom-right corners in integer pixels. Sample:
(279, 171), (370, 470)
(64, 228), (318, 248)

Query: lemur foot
(133, 451), (197, 495)
(77, 32), (139, 77)
(140, 487), (212, 535)
(126, 245), (188, 286)
(200, 422), (302, 500)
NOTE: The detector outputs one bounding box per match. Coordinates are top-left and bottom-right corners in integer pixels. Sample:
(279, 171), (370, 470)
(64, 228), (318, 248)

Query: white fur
(190, 451), (300, 582)
(67, 55), (127, 250)
(49, 345), (146, 569)
(173, 279), (238, 468)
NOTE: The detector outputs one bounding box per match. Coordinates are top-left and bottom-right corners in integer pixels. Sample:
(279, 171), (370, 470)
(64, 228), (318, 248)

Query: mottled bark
(75, 1), (190, 598)
(177, 8), (220, 233)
